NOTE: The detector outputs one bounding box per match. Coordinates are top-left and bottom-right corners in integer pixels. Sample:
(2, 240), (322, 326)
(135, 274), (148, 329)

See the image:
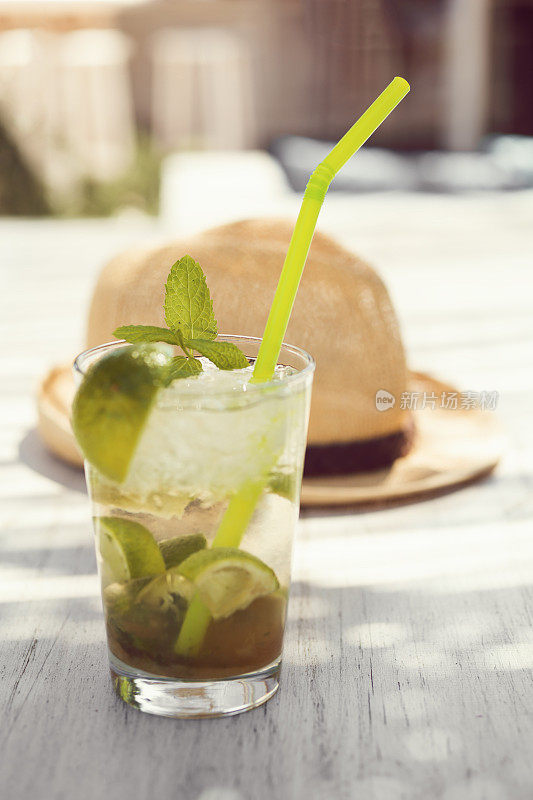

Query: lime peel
(97, 516), (165, 582)
(72, 345), (172, 483)
(177, 547), (279, 620)
(158, 533), (207, 569)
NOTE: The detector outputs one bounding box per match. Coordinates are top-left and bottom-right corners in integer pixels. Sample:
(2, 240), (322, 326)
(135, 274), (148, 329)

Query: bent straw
(252, 76), (410, 383)
(176, 77), (410, 656)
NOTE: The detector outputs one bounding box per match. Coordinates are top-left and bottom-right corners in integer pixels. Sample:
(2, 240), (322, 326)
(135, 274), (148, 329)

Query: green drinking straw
(252, 76), (410, 383)
(176, 77), (410, 656)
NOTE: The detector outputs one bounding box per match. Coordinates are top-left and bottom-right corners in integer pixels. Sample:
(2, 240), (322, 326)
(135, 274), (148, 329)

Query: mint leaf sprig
(113, 255), (249, 383)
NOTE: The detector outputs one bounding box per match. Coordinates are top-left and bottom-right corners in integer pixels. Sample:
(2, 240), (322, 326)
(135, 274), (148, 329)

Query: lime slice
(137, 567), (194, 609)
(104, 577), (184, 656)
(103, 580), (141, 615)
(158, 534), (207, 569)
(72, 344), (171, 483)
(178, 547), (279, 620)
(97, 516), (165, 583)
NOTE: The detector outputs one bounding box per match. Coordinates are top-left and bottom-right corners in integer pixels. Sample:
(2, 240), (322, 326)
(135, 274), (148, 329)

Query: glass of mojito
(73, 264), (314, 718)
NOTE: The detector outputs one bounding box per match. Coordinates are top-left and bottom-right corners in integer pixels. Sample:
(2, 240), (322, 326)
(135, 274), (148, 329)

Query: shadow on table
(18, 427), (86, 493)
(299, 473), (503, 518)
(2, 578), (531, 799)
(0, 536), (94, 574)
(299, 470), (533, 523)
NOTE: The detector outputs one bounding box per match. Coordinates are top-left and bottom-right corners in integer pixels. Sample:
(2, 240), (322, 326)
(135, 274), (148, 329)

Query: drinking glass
(74, 335), (314, 717)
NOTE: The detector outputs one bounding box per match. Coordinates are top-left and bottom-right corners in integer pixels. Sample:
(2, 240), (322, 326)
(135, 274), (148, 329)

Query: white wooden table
(1, 191), (533, 800)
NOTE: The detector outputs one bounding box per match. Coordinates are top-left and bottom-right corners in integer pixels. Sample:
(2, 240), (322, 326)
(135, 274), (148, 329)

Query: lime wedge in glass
(96, 516), (166, 583)
(158, 534), (207, 569)
(104, 576), (185, 656)
(103, 579), (142, 616)
(136, 567), (194, 609)
(72, 344), (171, 483)
(178, 547), (279, 619)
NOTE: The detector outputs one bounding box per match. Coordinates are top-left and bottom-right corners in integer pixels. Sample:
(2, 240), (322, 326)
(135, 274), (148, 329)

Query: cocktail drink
(72, 78), (409, 718)
(74, 334), (313, 716)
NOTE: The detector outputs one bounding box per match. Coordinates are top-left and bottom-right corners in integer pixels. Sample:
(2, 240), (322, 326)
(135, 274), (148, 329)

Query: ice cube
(120, 360), (300, 505)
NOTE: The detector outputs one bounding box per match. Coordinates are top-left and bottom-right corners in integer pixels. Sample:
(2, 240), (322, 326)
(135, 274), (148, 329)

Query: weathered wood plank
(1, 194), (532, 800)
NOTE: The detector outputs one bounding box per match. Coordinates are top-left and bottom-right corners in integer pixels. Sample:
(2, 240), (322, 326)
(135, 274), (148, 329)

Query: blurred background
(0, 0), (532, 221)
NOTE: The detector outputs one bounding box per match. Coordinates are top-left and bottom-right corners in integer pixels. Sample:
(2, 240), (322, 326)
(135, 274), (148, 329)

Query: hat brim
(301, 372), (502, 506)
(36, 367), (502, 507)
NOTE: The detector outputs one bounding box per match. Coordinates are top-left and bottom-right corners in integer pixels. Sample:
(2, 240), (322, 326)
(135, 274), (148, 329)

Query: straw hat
(37, 219), (502, 505)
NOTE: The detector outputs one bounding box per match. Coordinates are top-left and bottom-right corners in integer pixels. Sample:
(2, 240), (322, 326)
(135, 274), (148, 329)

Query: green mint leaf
(164, 355), (202, 385)
(164, 255), (217, 341)
(114, 325), (179, 346)
(173, 326), (189, 353)
(188, 339), (249, 370)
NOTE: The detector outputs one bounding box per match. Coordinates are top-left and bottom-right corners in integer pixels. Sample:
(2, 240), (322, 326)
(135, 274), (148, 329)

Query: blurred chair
(0, 27), (135, 198)
(0, 29), (58, 179)
(0, 30), (55, 214)
(0, 28), (79, 195)
(57, 29), (135, 181)
(150, 27), (255, 151)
